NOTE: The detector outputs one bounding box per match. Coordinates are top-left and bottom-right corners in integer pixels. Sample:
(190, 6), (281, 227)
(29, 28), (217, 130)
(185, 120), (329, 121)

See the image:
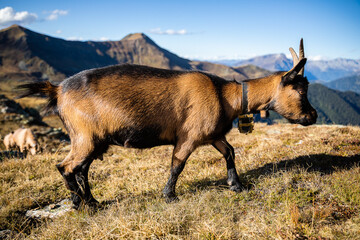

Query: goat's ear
(282, 58), (307, 84)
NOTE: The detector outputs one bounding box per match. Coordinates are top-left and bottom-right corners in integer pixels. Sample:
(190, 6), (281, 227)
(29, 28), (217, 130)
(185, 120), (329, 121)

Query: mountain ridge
(0, 25), (359, 125)
(0, 24), (254, 83)
(213, 54), (360, 82)
(324, 74), (360, 94)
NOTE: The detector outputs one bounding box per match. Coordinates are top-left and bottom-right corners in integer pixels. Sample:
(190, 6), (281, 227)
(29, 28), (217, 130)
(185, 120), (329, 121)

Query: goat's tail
(16, 81), (59, 112)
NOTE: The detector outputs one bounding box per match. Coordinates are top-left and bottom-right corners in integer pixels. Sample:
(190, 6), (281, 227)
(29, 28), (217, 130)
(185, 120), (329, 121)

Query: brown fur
(18, 61), (317, 208)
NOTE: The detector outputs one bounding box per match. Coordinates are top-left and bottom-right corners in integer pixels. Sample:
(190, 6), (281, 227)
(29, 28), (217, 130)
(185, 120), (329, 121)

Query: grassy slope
(1, 123), (360, 239)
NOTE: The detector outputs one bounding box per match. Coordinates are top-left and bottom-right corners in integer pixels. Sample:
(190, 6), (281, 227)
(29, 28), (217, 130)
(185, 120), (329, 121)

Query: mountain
(306, 59), (360, 82)
(307, 84), (360, 125)
(231, 54), (293, 72)
(1, 25), (360, 126)
(233, 64), (273, 79)
(0, 25), (251, 85)
(215, 55), (360, 82)
(323, 74), (360, 94)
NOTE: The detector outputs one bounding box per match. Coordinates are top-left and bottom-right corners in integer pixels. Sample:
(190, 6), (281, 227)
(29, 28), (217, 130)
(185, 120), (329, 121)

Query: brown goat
(4, 128), (38, 155)
(18, 39), (317, 208)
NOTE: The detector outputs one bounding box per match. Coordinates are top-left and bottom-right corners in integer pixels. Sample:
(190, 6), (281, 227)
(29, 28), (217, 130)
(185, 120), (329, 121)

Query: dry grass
(1, 123), (360, 239)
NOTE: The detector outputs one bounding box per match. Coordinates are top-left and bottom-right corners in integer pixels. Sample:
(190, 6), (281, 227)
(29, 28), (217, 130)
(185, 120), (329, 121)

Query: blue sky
(1, 0), (359, 60)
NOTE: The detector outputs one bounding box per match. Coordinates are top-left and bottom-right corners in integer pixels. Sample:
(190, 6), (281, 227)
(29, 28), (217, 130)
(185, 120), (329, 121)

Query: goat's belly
(109, 126), (173, 149)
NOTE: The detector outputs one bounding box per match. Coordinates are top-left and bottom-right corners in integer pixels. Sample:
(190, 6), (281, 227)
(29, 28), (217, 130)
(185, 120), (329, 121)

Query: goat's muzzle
(291, 109), (317, 126)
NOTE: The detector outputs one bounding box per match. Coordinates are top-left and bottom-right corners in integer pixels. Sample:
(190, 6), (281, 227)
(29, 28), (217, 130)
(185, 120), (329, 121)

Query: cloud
(150, 28), (190, 35)
(67, 36), (84, 41)
(0, 6), (37, 27)
(308, 55), (330, 61)
(46, 9), (68, 21)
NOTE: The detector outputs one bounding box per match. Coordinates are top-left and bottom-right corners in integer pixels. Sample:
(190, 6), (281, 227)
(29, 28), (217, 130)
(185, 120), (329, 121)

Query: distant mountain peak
(0, 24), (27, 38)
(122, 33), (150, 41)
(1, 24), (24, 32)
(121, 32), (158, 47)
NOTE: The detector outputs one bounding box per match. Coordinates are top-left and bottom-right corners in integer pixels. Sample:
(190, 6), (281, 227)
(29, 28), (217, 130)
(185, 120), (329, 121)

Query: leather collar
(241, 81), (248, 114)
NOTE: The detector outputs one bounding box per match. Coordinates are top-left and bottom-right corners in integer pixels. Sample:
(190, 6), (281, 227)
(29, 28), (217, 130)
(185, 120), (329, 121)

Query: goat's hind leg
(57, 149), (100, 209)
(75, 159), (99, 206)
(56, 152), (85, 209)
(57, 140), (108, 209)
(75, 143), (110, 207)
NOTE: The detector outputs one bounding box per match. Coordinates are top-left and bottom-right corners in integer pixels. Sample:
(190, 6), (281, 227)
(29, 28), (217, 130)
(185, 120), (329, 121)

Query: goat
(18, 39), (317, 208)
(4, 128), (38, 155)
(3, 132), (15, 151)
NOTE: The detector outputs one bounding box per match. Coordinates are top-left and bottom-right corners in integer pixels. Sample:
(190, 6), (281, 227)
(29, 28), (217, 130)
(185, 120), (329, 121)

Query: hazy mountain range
(0, 24), (359, 125)
(214, 54), (360, 82)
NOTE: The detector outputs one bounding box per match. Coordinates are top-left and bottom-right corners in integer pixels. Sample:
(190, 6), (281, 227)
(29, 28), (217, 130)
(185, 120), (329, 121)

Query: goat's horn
(299, 38), (305, 59)
(299, 38), (305, 76)
(289, 47), (299, 66)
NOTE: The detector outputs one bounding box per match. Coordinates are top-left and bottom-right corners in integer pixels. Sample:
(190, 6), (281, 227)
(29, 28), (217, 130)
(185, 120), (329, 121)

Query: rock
(266, 129), (281, 134)
(0, 95), (27, 115)
(0, 94), (45, 125)
(25, 199), (74, 219)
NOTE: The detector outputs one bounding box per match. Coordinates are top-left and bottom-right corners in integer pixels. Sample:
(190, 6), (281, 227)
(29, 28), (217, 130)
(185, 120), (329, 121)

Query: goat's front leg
(212, 137), (243, 192)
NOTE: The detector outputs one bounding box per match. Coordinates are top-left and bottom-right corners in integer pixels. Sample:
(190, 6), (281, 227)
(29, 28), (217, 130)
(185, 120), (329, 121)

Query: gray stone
(25, 199), (74, 219)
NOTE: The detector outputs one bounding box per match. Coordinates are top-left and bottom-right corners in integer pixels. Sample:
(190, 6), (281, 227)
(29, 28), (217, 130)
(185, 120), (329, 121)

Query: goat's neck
(222, 75), (278, 119)
(246, 75), (278, 113)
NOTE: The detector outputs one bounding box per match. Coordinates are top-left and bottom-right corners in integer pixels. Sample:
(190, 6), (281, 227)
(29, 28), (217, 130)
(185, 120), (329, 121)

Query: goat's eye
(298, 90), (305, 95)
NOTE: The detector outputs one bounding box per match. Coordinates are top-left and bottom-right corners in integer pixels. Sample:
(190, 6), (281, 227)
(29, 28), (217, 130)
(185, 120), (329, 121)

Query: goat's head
(272, 39), (317, 126)
(29, 142), (38, 155)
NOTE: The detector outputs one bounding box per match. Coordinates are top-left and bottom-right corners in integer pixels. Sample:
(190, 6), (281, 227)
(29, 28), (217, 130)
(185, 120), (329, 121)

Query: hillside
(324, 74), (360, 93)
(308, 84), (360, 125)
(233, 64), (272, 79)
(1, 123), (360, 239)
(0, 24), (249, 86)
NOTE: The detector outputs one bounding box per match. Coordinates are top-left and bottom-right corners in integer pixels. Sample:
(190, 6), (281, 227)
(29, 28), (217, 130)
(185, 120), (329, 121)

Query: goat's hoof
(72, 202), (81, 210)
(230, 185), (243, 192)
(87, 198), (100, 207)
(164, 193), (179, 203)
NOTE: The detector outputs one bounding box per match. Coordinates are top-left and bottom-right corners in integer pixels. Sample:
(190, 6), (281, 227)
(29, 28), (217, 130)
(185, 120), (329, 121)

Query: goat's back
(58, 64), (226, 147)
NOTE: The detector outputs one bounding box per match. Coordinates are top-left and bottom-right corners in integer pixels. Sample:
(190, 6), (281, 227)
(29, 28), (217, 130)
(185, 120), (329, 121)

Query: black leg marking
(163, 141), (194, 202)
(212, 138), (243, 192)
(75, 159), (99, 206)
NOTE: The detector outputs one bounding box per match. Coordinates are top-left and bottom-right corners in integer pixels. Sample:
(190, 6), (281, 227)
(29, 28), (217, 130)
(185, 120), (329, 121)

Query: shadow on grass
(188, 154), (360, 191)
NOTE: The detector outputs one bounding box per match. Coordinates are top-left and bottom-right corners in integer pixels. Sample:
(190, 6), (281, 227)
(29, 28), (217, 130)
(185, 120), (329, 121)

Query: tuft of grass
(1, 123), (360, 239)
